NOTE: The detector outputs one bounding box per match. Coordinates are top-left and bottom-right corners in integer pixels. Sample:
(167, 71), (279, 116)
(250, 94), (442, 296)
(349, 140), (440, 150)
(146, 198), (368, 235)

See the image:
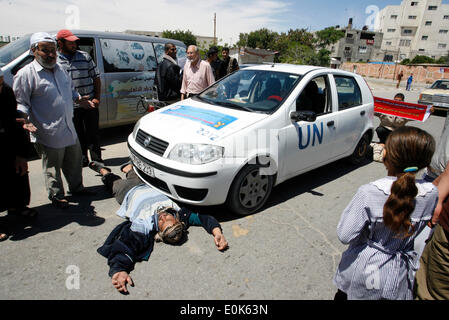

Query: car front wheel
(226, 164), (274, 216)
(349, 133), (370, 165)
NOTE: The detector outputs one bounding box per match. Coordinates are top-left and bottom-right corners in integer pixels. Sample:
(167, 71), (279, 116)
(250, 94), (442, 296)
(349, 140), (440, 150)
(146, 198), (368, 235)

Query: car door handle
(360, 110), (366, 116)
(327, 121), (335, 127)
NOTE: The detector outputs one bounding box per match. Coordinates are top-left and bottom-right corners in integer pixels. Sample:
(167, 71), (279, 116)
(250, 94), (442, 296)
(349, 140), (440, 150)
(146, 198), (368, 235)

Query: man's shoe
(88, 161), (111, 174)
(52, 198), (70, 209)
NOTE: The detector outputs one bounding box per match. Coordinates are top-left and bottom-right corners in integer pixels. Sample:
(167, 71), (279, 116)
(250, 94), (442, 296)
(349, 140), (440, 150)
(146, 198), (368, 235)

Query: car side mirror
(290, 110), (316, 122)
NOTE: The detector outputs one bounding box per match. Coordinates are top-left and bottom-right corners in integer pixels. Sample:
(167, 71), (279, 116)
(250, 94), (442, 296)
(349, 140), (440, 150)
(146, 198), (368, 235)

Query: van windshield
(0, 34), (31, 67)
(198, 70), (301, 114)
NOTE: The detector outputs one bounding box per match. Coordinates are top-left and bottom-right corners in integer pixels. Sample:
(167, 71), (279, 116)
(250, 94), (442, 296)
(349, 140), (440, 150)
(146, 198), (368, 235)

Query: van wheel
(349, 133), (370, 165)
(226, 164), (274, 216)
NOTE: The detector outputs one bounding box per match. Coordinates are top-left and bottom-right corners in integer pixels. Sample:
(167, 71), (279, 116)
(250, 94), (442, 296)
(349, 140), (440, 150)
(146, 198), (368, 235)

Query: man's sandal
(0, 233), (9, 242)
(88, 161), (111, 174)
(51, 198), (70, 209)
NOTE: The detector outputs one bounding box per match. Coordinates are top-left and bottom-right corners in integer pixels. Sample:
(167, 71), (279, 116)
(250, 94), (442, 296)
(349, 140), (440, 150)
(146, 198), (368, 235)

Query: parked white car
(418, 79), (449, 111)
(128, 64), (374, 215)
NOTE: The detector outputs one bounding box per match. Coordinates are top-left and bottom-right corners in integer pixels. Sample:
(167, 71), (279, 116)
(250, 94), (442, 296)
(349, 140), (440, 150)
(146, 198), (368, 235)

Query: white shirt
(13, 60), (79, 148)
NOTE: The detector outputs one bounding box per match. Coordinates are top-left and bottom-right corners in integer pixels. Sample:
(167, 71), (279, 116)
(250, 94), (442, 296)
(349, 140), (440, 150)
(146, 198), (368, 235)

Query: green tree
(246, 28), (278, 49)
(280, 43), (319, 65)
(315, 27), (345, 48)
(436, 53), (449, 65)
(410, 55), (435, 64)
(161, 29), (197, 47)
(286, 28), (316, 48)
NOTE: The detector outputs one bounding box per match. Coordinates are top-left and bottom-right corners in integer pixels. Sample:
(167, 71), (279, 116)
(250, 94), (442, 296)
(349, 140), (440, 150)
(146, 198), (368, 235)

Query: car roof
(27, 30), (186, 47)
(240, 63), (357, 77)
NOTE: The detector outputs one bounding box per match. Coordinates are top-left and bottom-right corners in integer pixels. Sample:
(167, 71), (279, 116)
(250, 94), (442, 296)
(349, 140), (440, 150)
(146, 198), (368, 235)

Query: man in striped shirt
(57, 29), (102, 167)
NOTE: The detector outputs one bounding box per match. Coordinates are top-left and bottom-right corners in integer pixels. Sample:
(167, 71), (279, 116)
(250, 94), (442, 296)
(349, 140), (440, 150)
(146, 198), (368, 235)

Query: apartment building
(329, 18), (384, 64)
(375, 0), (449, 61)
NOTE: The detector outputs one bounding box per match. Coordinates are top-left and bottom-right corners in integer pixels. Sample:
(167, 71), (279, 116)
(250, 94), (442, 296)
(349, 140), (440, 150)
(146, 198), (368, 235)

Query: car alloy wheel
(227, 164), (274, 216)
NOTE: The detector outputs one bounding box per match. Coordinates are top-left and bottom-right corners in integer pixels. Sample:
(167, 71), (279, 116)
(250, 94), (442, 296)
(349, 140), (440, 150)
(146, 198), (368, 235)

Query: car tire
(349, 133), (370, 165)
(226, 164), (274, 216)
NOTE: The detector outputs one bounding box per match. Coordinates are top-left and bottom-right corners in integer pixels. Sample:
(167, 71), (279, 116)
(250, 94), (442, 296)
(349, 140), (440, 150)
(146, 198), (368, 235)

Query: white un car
(128, 64), (374, 215)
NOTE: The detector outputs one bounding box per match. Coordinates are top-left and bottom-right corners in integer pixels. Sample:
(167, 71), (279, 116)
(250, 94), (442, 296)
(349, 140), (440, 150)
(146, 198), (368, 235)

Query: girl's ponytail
(382, 127), (435, 238)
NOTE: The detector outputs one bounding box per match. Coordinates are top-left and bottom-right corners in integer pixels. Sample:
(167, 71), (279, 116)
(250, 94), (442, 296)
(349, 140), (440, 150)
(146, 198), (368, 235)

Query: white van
(0, 30), (186, 128)
(127, 64), (375, 215)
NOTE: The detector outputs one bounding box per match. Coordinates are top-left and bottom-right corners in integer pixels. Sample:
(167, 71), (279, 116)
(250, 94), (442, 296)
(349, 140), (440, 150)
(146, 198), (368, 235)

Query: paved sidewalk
(364, 76), (427, 92)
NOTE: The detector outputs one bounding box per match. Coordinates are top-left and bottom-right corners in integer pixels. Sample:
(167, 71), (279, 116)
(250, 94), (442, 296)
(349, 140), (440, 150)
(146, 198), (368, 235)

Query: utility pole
(393, 47), (400, 80)
(214, 13), (217, 45)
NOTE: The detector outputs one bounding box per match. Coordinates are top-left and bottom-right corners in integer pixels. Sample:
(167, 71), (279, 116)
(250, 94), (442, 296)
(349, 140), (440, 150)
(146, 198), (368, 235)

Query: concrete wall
(341, 62), (449, 83)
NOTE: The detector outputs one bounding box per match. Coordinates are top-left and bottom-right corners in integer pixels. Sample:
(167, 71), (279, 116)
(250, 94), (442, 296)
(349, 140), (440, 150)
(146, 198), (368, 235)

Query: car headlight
(132, 118), (142, 140)
(168, 144), (224, 164)
(420, 94), (432, 102)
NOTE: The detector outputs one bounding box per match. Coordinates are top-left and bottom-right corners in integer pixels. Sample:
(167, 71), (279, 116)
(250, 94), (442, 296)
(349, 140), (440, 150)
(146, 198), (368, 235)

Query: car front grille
(134, 167), (171, 194)
(136, 129), (169, 156)
(432, 95), (449, 104)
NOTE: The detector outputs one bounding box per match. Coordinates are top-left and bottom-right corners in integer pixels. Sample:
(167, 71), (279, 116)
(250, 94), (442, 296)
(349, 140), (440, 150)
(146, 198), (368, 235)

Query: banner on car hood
(374, 96), (432, 122)
(161, 105), (238, 130)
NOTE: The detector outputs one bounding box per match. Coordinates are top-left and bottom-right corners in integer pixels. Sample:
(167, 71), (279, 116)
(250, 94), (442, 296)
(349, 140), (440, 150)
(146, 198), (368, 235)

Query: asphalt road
(0, 77), (445, 300)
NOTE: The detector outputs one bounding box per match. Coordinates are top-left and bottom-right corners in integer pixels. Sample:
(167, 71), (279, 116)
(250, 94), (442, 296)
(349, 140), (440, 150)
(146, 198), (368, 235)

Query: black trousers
(375, 126), (392, 144)
(101, 170), (142, 205)
(73, 107), (102, 162)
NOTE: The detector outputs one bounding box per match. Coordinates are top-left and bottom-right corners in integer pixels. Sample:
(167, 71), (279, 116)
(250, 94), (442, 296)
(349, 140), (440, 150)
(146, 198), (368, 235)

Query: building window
(359, 46), (367, 53)
(438, 43), (447, 49)
(399, 39), (411, 47)
(425, 21), (432, 25)
(419, 49), (425, 52)
(386, 41), (392, 45)
(387, 28), (396, 32)
(403, 29), (413, 35)
(428, 6), (437, 10)
(444, 15), (449, 20)
(421, 35), (428, 40)
(391, 15), (398, 19)
(411, 1), (419, 6)
(408, 15), (417, 19)
(439, 30), (448, 34)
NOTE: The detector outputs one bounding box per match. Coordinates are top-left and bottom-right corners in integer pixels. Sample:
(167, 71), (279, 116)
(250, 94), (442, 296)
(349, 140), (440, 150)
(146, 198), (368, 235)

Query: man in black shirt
(221, 47), (239, 76)
(155, 43), (182, 103)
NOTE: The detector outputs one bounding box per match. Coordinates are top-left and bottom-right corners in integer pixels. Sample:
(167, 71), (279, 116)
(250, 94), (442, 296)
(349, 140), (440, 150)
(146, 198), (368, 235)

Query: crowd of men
(0, 30), (236, 294)
(1, 31), (240, 234)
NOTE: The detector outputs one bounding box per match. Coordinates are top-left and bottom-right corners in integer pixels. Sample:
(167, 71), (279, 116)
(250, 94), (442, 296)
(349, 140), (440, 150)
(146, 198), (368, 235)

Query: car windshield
(198, 69), (301, 113)
(0, 34), (31, 68)
(431, 80), (449, 90)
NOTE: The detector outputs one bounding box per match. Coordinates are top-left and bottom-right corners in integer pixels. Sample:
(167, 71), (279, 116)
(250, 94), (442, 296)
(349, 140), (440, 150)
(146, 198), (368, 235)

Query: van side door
(99, 38), (158, 127)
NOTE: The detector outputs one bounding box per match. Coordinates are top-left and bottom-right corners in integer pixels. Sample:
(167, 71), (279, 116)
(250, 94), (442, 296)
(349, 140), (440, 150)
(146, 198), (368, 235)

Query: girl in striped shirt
(333, 126), (438, 300)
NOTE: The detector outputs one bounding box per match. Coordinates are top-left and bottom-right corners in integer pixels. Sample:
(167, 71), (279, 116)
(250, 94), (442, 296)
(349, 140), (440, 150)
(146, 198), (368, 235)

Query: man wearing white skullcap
(13, 32), (92, 209)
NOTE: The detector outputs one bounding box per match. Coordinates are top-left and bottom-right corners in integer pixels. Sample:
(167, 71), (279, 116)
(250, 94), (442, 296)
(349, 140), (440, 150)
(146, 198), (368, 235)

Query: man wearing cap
(56, 29), (102, 167)
(206, 46), (224, 81)
(13, 32), (91, 208)
(180, 45), (215, 100)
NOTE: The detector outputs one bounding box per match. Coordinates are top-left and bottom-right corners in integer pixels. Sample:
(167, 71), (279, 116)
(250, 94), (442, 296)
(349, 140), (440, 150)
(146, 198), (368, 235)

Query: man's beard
(36, 55), (56, 69)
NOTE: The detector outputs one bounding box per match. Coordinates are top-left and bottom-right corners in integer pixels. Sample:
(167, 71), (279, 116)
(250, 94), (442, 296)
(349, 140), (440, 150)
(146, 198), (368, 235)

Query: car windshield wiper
(194, 95), (220, 106)
(214, 100), (255, 112)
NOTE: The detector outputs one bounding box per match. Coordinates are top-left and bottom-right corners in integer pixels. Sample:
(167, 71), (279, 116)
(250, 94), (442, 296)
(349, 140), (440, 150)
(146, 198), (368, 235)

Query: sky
(0, 0), (448, 45)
